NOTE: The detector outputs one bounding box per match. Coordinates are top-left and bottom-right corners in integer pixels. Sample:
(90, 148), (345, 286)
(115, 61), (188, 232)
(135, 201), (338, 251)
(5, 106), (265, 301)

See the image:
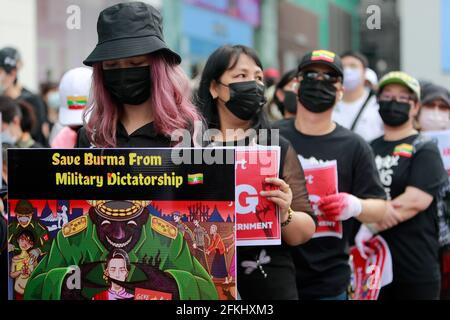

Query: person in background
(356, 72), (448, 300)
(40, 82), (60, 141)
(417, 82), (450, 132)
(333, 52), (383, 142)
(262, 67), (283, 121)
(365, 68), (379, 91)
(50, 67), (92, 148)
(416, 81), (450, 299)
(0, 47), (48, 146)
(16, 100), (44, 148)
(279, 50), (387, 300)
(271, 69), (299, 129)
(0, 96), (42, 148)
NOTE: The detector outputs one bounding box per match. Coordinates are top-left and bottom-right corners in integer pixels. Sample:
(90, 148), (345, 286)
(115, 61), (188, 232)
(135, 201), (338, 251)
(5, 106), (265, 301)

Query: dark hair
(0, 96), (22, 123)
(196, 45), (270, 131)
(17, 100), (37, 133)
(17, 229), (35, 245)
(341, 51), (369, 69)
(40, 82), (58, 98)
(272, 69), (298, 115)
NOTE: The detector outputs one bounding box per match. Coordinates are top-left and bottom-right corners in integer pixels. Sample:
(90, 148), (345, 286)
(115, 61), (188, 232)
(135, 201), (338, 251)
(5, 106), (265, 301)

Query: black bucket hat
(83, 2), (181, 66)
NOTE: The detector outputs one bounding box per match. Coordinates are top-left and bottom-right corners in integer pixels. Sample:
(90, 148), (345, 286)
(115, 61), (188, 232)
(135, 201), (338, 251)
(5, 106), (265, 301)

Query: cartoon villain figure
(8, 200), (50, 260)
(24, 200), (218, 300)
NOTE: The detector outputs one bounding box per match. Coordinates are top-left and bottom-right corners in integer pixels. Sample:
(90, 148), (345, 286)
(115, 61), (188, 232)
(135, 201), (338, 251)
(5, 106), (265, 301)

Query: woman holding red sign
(196, 44), (316, 300)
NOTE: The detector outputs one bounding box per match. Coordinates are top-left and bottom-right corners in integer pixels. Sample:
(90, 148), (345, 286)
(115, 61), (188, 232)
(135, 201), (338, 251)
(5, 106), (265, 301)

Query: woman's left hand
(260, 177), (293, 222)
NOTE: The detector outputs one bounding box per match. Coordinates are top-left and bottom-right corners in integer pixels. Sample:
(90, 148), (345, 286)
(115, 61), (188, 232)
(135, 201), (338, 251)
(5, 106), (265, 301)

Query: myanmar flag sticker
(67, 96), (88, 110)
(187, 173), (204, 185)
(311, 50), (336, 63)
(393, 143), (413, 158)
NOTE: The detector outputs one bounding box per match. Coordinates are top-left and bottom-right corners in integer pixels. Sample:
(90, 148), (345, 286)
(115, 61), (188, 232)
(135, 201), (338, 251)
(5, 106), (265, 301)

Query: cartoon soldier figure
(8, 200), (50, 261)
(172, 211), (194, 242)
(24, 200), (218, 300)
(192, 219), (210, 270)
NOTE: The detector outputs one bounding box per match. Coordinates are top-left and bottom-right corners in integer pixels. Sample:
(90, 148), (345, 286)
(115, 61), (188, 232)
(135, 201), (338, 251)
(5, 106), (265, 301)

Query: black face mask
(378, 100), (411, 127)
(220, 81), (266, 121)
(103, 66), (151, 105)
(282, 91), (298, 114)
(298, 79), (337, 113)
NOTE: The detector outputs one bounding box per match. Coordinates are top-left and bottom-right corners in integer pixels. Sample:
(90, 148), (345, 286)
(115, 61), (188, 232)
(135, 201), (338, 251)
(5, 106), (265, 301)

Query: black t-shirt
(279, 119), (386, 299)
(76, 122), (172, 148)
(371, 134), (447, 284)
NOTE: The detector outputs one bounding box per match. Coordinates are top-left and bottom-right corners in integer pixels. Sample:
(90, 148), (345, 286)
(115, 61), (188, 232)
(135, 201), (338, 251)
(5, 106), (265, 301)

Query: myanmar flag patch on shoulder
(393, 143), (413, 158)
(311, 50), (336, 63)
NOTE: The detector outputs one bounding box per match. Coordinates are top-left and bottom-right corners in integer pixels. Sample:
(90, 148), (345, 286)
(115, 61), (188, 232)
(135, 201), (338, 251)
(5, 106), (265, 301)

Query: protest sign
(300, 159), (342, 239)
(7, 148), (236, 300)
(235, 147), (281, 246)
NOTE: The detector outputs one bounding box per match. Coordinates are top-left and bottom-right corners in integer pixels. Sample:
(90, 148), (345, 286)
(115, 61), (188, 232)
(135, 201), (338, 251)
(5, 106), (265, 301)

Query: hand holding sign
(260, 177), (292, 221)
(318, 192), (362, 221)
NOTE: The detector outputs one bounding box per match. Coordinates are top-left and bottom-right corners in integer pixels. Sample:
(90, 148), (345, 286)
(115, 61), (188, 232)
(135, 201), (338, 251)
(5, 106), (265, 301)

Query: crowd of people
(1, 1), (450, 300)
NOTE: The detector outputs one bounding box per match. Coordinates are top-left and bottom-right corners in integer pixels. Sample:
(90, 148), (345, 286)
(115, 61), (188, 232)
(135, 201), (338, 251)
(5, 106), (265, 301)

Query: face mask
(103, 66), (151, 105)
(221, 80), (266, 121)
(419, 108), (450, 131)
(378, 100), (411, 127)
(1, 127), (18, 145)
(298, 79), (337, 113)
(283, 91), (298, 114)
(343, 67), (363, 92)
(47, 91), (60, 109)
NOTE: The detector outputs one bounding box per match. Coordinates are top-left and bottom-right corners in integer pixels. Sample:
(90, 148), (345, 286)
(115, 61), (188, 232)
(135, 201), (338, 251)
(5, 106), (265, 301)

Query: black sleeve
(352, 138), (386, 200)
(280, 140), (316, 226)
(408, 141), (448, 196)
(75, 126), (91, 148)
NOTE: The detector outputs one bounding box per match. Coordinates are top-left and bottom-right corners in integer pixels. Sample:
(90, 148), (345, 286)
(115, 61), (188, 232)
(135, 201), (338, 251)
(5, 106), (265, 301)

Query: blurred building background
(0, 0), (449, 91)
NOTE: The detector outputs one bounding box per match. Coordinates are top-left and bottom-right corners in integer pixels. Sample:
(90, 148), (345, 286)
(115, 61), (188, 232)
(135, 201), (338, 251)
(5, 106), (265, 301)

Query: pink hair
(84, 53), (202, 147)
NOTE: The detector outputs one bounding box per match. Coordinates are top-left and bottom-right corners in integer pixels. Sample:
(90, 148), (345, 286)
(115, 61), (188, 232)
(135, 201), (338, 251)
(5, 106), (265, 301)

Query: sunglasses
(299, 71), (342, 83)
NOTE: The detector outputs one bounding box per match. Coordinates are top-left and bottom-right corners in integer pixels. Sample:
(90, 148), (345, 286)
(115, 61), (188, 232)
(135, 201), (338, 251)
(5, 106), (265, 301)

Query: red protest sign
(301, 160), (342, 239)
(235, 147), (281, 246)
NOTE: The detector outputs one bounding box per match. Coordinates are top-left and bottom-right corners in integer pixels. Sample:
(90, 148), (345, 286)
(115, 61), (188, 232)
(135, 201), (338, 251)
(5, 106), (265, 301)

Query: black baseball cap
(298, 50), (344, 78)
(83, 2), (181, 66)
(0, 47), (20, 73)
(421, 83), (450, 108)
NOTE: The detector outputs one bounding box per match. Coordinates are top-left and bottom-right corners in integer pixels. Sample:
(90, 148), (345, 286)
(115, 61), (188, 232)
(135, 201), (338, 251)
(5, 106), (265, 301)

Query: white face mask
(419, 108), (450, 131)
(47, 91), (60, 109)
(1, 125), (18, 145)
(343, 67), (363, 92)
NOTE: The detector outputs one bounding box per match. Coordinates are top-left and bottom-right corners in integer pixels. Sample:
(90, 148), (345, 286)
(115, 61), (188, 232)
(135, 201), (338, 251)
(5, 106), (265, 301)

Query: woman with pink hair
(76, 2), (201, 148)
